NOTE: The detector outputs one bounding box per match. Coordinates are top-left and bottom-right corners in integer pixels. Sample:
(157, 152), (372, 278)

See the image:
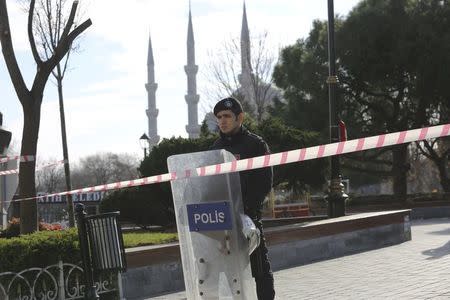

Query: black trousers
(250, 219), (275, 300)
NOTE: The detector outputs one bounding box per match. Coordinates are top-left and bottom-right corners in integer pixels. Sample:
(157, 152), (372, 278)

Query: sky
(0, 0), (362, 164)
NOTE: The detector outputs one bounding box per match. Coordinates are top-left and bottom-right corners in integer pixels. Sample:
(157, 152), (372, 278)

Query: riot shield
(167, 149), (257, 300)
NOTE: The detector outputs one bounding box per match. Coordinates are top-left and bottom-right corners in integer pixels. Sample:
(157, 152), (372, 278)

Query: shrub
(0, 228), (80, 272)
(101, 185), (175, 228)
(0, 217), (20, 238)
(100, 135), (217, 228)
(0, 229), (122, 299)
(118, 136), (216, 227)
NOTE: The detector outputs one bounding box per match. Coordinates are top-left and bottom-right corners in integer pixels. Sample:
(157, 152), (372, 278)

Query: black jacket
(210, 126), (273, 219)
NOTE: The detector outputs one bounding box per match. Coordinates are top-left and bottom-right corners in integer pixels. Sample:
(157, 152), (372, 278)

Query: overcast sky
(0, 0), (361, 164)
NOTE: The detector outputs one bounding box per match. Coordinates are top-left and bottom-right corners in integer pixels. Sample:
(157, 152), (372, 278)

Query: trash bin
(76, 204), (127, 299)
(85, 212), (126, 272)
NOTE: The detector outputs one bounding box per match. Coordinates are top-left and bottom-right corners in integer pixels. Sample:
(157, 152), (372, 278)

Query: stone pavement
(147, 218), (450, 299)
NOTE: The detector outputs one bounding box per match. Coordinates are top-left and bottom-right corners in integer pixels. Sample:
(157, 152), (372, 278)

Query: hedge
(0, 228), (80, 272)
(100, 185), (175, 228)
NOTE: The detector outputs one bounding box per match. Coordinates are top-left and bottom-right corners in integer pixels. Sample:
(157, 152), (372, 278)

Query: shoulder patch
(247, 132), (264, 142)
(246, 132), (270, 154)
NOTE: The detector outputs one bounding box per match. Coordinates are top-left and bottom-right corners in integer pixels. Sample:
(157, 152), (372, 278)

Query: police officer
(210, 97), (275, 300)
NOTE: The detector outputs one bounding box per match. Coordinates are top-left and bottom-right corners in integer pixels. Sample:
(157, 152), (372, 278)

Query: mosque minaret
(184, 5), (201, 139)
(238, 2), (253, 89)
(237, 1), (257, 113)
(144, 2), (280, 138)
(146, 34), (160, 148)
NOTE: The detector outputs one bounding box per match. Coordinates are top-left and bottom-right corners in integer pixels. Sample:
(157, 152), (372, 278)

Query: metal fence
(0, 261), (122, 299)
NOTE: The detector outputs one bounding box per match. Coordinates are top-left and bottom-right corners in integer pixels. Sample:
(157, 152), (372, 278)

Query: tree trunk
(1, 0), (91, 234)
(436, 159), (450, 193)
(56, 73), (75, 227)
(19, 97), (41, 233)
(392, 144), (409, 200)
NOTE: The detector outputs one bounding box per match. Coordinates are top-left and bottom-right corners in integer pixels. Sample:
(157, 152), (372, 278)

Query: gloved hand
(240, 214), (260, 254)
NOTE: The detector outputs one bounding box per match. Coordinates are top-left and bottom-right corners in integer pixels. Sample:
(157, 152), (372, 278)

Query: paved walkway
(148, 218), (450, 299)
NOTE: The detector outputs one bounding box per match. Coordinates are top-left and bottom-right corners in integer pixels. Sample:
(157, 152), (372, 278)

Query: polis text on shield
(194, 210), (225, 225)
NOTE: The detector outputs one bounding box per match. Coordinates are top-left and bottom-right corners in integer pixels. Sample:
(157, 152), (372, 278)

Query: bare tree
(415, 104), (450, 193)
(36, 159), (64, 193)
(416, 138), (450, 193)
(408, 145), (442, 193)
(202, 32), (280, 122)
(71, 152), (140, 188)
(29, 0), (86, 227)
(0, 0), (91, 233)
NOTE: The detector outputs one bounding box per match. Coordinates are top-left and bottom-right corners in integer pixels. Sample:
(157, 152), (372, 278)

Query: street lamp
(325, 0), (348, 218)
(139, 133), (150, 158)
(0, 112), (13, 229)
(0, 112), (12, 155)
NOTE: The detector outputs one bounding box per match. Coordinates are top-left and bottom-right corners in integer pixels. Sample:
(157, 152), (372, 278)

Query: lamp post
(139, 133), (150, 158)
(325, 0), (348, 218)
(0, 112), (12, 229)
(0, 112), (12, 155)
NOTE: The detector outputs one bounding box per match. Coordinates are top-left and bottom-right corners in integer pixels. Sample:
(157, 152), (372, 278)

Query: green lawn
(122, 231), (178, 248)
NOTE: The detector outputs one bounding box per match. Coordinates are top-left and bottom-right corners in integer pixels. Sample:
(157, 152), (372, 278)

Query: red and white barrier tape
(6, 123), (450, 203)
(0, 159), (65, 176)
(0, 155), (34, 164)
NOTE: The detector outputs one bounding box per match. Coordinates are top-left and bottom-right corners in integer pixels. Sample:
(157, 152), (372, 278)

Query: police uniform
(211, 97), (275, 300)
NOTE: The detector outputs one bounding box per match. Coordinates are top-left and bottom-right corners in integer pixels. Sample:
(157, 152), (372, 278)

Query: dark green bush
(0, 228), (80, 272)
(101, 135), (217, 228)
(111, 118), (326, 228)
(101, 185), (175, 228)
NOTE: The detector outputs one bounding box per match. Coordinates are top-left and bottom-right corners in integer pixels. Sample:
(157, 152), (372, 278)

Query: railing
(0, 261), (121, 299)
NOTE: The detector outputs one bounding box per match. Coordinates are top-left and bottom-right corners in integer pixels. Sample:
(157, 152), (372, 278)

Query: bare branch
(423, 139), (441, 162)
(0, 0), (30, 102)
(34, 17), (91, 92)
(28, 0), (42, 64)
(59, 0), (77, 40)
(55, 0), (62, 44)
(35, 11), (52, 59)
(44, 0), (56, 49)
(415, 141), (433, 160)
(60, 48), (71, 79)
(203, 31), (278, 120)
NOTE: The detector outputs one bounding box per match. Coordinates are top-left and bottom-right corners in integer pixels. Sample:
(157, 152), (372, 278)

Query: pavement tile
(145, 218), (450, 300)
